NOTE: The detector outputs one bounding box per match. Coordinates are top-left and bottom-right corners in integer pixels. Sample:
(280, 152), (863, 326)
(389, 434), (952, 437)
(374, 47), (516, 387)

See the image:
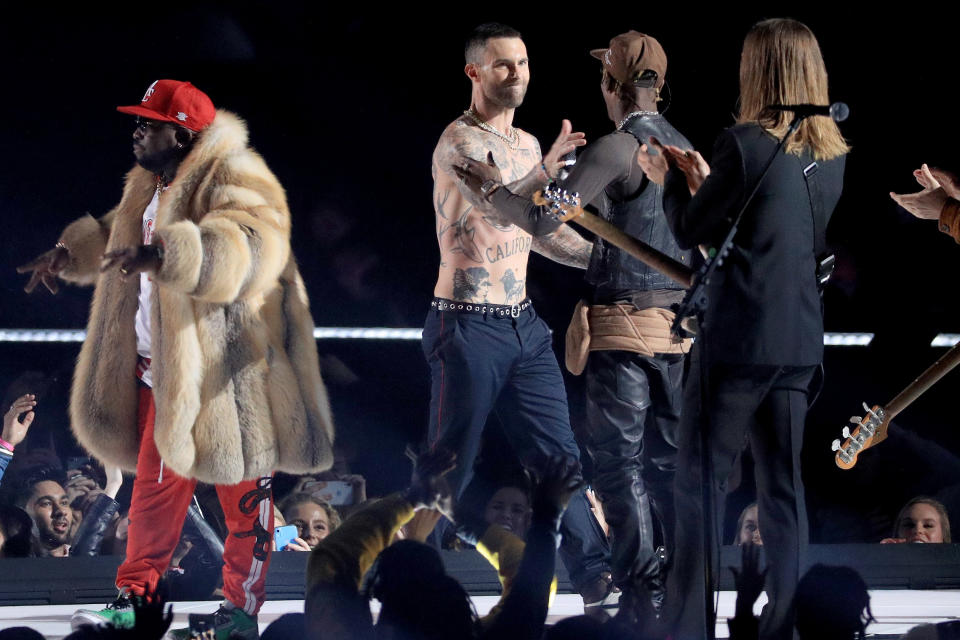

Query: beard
(135, 144), (187, 175)
(485, 80), (528, 109)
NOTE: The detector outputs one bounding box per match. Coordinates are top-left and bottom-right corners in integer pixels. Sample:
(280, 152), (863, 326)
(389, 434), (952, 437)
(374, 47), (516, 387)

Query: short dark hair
(11, 466), (66, 508)
(465, 23), (522, 64)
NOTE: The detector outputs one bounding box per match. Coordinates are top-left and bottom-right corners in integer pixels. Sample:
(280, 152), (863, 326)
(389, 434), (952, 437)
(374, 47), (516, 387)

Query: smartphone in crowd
(274, 524), (298, 551)
(300, 480), (354, 506)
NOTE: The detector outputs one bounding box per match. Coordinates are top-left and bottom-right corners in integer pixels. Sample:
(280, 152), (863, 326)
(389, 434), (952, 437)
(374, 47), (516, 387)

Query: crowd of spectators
(1, 347), (958, 639)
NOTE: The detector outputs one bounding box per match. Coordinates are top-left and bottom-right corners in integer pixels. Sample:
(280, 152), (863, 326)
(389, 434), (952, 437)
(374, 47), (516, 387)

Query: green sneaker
(71, 593), (136, 630)
(167, 604), (259, 640)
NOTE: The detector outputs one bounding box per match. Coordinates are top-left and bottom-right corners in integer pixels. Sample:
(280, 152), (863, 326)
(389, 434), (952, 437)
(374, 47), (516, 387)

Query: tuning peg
(849, 416), (862, 424)
(831, 439), (841, 451)
(842, 426), (851, 439)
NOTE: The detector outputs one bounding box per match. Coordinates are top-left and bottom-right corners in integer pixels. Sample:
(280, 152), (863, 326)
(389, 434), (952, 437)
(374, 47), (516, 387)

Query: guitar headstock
(832, 403), (889, 469)
(533, 184), (584, 222)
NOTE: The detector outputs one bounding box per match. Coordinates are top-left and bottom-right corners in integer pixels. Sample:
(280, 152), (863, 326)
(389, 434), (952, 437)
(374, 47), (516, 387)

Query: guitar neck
(575, 205), (694, 288)
(886, 340), (960, 418)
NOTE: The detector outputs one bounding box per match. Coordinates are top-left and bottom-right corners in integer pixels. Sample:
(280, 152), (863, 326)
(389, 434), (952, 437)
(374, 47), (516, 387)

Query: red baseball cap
(117, 79), (216, 131)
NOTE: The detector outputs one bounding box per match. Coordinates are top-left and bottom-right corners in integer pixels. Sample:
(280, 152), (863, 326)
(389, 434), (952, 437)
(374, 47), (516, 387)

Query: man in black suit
(641, 18), (848, 640)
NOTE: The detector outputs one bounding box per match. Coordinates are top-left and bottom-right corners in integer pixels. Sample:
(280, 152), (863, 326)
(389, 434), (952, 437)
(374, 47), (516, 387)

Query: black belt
(431, 297), (533, 318)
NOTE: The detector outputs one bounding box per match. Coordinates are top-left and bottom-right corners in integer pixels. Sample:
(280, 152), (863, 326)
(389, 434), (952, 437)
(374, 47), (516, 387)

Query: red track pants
(116, 385), (274, 615)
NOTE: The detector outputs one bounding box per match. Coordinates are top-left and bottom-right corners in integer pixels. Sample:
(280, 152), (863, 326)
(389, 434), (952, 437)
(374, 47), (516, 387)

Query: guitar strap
(800, 155), (827, 258)
(801, 155), (835, 291)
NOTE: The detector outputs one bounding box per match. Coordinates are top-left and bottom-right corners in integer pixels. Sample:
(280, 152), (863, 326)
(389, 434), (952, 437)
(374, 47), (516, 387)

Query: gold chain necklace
(463, 108), (520, 150)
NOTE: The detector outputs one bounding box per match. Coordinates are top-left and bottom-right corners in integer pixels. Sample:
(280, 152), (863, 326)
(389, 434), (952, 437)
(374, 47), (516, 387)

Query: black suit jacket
(663, 123), (845, 366)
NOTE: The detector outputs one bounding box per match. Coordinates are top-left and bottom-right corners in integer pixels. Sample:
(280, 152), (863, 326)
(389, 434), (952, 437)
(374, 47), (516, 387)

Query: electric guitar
(533, 185), (694, 288)
(832, 340), (960, 469)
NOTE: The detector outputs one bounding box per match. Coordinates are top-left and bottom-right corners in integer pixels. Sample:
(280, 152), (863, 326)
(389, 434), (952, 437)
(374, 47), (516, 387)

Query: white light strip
(823, 333), (874, 346)
(312, 327), (423, 340)
(0, 329), (877, 344)
(0, 328), (425, 343)
(932, 334), (960, 347)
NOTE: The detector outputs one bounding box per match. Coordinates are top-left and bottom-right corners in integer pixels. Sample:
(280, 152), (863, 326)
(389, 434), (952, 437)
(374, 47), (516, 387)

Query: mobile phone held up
(274, 524), (298, 551)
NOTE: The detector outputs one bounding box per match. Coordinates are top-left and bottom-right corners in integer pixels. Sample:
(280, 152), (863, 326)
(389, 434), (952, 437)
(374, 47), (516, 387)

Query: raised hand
(131, 580), (174, 640)
(541, 119), (586, 179)
(2, 394), (37, 448)
(100, 245), (163, 280)
(452, 151), (502, 198)
(531, 455), (583, 523)
(730, 542), (767, 616)
(404, 447), (456, 519)
(17, 245), (70, 294)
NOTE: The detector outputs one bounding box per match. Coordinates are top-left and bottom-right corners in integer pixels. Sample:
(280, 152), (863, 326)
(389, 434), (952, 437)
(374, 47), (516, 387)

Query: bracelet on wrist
(540, 162), (552, 181)
(0, 436), (15, 452)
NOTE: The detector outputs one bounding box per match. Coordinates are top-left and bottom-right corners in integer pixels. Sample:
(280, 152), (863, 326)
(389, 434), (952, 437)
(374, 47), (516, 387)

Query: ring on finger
(119, 267), (129, 275)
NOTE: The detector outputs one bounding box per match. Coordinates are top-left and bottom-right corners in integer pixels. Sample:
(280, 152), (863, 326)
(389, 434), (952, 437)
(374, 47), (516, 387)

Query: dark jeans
(585, 350), (684, 587)
(668, 344), (815, 640)
(422, 304), (610, 591)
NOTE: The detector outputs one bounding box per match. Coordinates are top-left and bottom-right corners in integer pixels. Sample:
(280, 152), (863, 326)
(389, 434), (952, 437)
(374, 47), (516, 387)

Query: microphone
(767, 102), (849, 122)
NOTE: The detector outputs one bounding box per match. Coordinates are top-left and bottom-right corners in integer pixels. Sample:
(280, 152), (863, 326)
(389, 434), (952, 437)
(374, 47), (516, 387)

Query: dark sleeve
(479, 515), (559, 640)
(663, 128), (746, 250)
(487, 133), (636, 237)
(70, 494), (120, 556)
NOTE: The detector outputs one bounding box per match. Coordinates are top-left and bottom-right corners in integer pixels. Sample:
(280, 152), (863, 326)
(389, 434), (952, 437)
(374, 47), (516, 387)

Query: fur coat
(57, 110), (334, 484)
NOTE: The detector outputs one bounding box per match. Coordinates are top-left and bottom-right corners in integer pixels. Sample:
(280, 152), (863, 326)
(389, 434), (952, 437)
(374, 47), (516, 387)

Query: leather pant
(585, 350), (684, 588)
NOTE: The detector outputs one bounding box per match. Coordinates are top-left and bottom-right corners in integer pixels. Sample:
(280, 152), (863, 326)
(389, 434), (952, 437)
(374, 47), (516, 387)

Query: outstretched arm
(531, 226), (592, 269)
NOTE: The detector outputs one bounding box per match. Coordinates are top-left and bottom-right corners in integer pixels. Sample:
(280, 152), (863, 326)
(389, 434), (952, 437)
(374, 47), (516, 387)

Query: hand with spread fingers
(2, 393), (37, 448)
(100, 244), (163, 280)
(17, 245), (70, 294)
(404, 447), (457, 519)
(452, 151), (503, 199)
(541, 119), (587, 179)
(531, 455), (584, 525)
(891, 163), (953, 220)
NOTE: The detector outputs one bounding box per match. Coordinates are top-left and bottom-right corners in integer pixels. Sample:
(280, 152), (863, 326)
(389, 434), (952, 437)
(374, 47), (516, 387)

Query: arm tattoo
(505, 135), (546, 198)
(500, 268), (526, 303)
(531, 225), (592, 270)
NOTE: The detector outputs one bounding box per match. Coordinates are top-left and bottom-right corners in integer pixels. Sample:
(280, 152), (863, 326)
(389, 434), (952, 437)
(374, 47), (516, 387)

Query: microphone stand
(672, 113), (807, 640)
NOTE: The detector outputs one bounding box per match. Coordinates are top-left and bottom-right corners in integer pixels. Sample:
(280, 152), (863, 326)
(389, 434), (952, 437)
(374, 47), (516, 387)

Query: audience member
(305, 450), (579, 640)
(484, 481), (532, 539)
(279, 492), (342, 550)
(0, 504), (34, 558)
(882, 496), (952, 544)
(728, 544), (874, 640)
(736, 502), (763, 546)
(12, 466), (72, 556)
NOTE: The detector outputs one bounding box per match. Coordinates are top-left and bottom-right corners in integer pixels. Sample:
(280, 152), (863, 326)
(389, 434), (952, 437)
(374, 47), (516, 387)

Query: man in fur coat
(19, 79), (334, 639)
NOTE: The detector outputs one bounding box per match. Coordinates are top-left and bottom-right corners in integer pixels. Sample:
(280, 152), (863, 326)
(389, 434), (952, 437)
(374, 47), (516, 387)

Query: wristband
(0, 436), (14, 452)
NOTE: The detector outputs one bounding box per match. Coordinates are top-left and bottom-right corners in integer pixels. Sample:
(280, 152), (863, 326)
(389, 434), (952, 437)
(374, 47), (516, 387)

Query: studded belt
(431, 297), (533, 318)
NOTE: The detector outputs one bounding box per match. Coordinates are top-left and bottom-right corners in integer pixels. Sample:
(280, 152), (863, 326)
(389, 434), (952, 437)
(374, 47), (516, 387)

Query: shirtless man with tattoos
(423, 22), (614, 608)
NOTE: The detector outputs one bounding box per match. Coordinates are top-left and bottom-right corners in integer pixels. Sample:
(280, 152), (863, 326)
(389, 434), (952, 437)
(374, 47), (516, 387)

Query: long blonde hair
(738, 18), (849, 160)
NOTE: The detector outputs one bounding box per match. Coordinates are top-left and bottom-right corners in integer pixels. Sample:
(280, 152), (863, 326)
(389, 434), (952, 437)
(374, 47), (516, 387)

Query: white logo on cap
(604, 50), (612, 66)
(176, 112), (188, 122)
(142, 80), (158, 103)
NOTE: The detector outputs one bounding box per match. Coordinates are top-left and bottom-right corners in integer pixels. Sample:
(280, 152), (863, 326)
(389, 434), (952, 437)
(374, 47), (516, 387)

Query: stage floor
(0, 590), (956, 638)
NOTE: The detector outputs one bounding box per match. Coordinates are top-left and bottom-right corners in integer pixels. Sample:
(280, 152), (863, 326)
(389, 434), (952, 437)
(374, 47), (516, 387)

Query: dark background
(1, 5), (959, 542)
